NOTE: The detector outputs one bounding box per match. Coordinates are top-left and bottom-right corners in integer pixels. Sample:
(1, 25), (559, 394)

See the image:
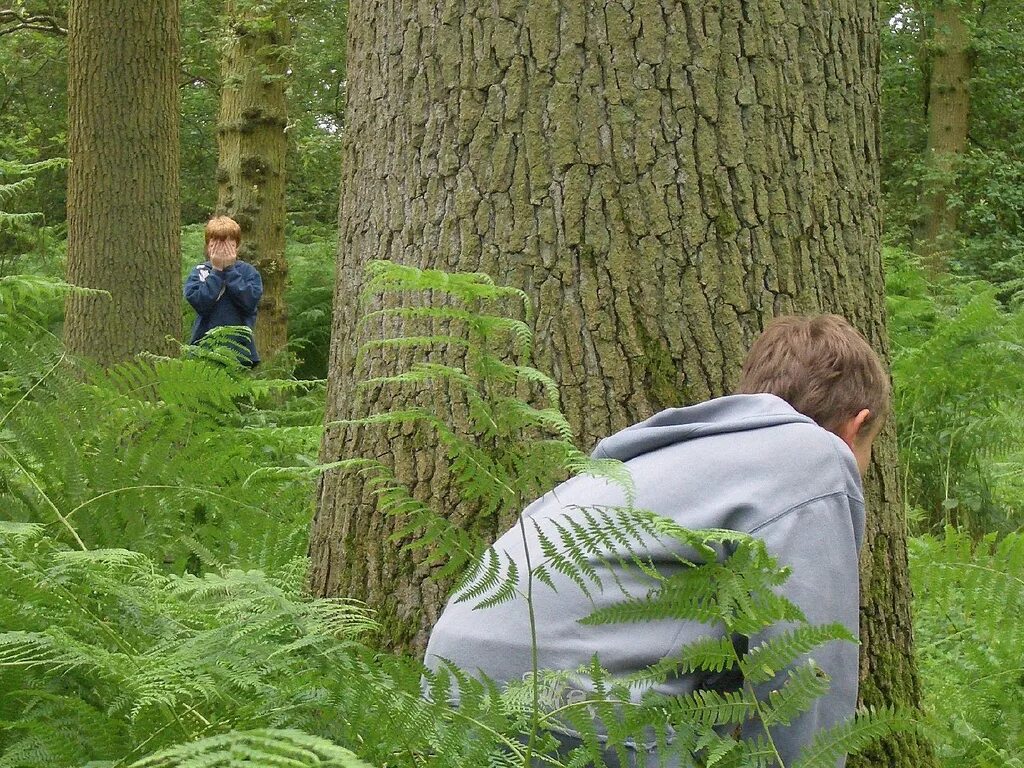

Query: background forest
(1, 0), (1023, 767)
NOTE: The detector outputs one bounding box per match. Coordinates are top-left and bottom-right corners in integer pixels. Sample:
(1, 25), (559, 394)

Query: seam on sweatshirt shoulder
(748, 490), (861, 536)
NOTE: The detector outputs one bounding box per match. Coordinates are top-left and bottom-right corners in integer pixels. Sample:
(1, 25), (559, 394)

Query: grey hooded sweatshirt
(424, 394), (865, 767)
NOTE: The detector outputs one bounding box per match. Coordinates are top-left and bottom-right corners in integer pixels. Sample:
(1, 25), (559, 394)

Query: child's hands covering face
(209, 239), (238, 271)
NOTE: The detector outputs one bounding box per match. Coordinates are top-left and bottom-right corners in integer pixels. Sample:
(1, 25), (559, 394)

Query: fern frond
(0, 520), (45, 545)
(130, 729), (374, 768)
(791, 707), (909, 768)
(628, 636), (738, 686)
(540, 518), (602, 599)
(453, 547), (520, 607)
(0, 631), (96, 672)
(706, 736), (779, 768)
(657, 687), (758, 729)
(739, 624), (855, 685)
(758, 663), (832, 727)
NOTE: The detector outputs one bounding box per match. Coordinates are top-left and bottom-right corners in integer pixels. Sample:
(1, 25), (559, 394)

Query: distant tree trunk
(64, 0), (180, 365)
(916, 1), (972, 271)
(216, 0), (289, 364)
(310, 2), (935, 767)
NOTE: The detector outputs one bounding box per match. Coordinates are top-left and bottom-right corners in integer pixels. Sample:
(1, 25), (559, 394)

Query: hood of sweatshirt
(591, 393), (818, 462)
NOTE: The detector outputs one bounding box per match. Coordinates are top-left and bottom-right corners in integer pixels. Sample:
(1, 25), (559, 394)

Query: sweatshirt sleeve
(743, 490), (864, 768)
(223, 263), (263, 314)
(183, 264), (225, 316)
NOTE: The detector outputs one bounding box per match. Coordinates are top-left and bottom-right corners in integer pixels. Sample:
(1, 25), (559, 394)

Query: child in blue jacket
(184, 216), (263, 366)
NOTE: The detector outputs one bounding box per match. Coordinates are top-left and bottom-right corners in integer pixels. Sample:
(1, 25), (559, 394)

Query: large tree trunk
(65, 0), (180, 365)
(215, 0), (289, 364)
(916, 2), (972, 271)
(310, 2), (934, 766)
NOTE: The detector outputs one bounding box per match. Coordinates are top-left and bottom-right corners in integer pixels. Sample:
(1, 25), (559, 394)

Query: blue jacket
(424, 394), (864, 768)
(184, 260), (263, 365)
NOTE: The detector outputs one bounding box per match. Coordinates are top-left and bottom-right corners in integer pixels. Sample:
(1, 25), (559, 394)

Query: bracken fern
(911, 527), (1024, 768)
(0, 263), (913, 767)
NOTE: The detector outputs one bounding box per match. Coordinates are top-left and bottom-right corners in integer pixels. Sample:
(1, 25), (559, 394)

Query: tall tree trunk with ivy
(916, 1), (972, 271)
(215, 0), (289, 364)
(310, 2), (935, 766)
(64, 0), (180, 365)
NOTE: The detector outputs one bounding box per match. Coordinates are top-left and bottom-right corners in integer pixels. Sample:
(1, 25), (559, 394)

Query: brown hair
(204, 216), (242, 248)
(737, 314), (890, 434)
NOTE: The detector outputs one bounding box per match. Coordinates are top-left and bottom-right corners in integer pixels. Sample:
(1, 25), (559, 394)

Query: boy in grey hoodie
(424, 315), (890, 767)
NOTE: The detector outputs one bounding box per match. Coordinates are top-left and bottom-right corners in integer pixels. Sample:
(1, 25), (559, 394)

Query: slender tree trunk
(216, 0), (289, 364)
(65, 0), (180, 365)
(310, 2), (935, 766)
(916, 1), (972, 271)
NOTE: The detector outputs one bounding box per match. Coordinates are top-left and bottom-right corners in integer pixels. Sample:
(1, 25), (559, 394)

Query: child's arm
(223, 263), (263, 314)
(183, 264), (224, 316)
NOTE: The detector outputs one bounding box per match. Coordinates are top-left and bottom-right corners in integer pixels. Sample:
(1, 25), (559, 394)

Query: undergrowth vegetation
(0, 259), (1019, 768)
(910, 529), (1024, 768)
(885, 248), (1024, 533)
(0, 267), (909, 767)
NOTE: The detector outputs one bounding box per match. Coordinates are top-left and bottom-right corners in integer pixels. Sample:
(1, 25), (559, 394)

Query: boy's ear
(838, 408), (872, 450)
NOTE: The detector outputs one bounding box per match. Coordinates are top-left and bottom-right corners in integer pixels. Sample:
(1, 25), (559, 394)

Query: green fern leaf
(129, 729), (374, 768)
(740, 624), (855, 685)
(791, 707), (909, 768)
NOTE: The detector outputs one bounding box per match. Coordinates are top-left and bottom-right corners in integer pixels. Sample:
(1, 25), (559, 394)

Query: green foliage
(881, 1), (1024, 298)
(880, 3), (928, 247)
(0, 522), (377, 764)
(886, 248), (1024, 531)
(0, 21), (67, 235)
(284, 227), (335, 379)
(0, 274), (521, 768)
(0, 157), (65, 277)
(130, 730), (373, 768)
(179, 0), (220, 223)
(0, 518), (539, 768)
(949, 147), (1024, 302)
(0, 262), (912, 767)
(911, 528), (1024, 768)
(1, 273), (321, 571)
(285, 0), (347, 225)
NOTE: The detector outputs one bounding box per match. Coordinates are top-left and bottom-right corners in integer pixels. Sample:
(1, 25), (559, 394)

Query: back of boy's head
(737, 314), (890, 435)
(204, 216), (242, 248)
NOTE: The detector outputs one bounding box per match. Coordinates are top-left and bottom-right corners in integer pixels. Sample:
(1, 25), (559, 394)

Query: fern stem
(0, 441), (87, 550)
(517, 505), (542, 767)
(443, 708), (557, 766)
(538, 697), (644, 722)
(112, 702), (215, 767)
(743, 679), (788, 767)
(0, 351), (66, 429)
(902, 413), (916, 536)
(972, 665), (1024, 683)
(935, 559), (1024, 589)
(943, 430), (957, 527)
(65, 484), (267, 520)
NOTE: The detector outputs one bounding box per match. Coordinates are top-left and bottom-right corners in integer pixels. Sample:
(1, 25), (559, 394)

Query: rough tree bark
(64, 0), (180, 365)
(917, 1), (972, 271)
(215, 0), (289, 364)
(310, 2), (935, 766)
